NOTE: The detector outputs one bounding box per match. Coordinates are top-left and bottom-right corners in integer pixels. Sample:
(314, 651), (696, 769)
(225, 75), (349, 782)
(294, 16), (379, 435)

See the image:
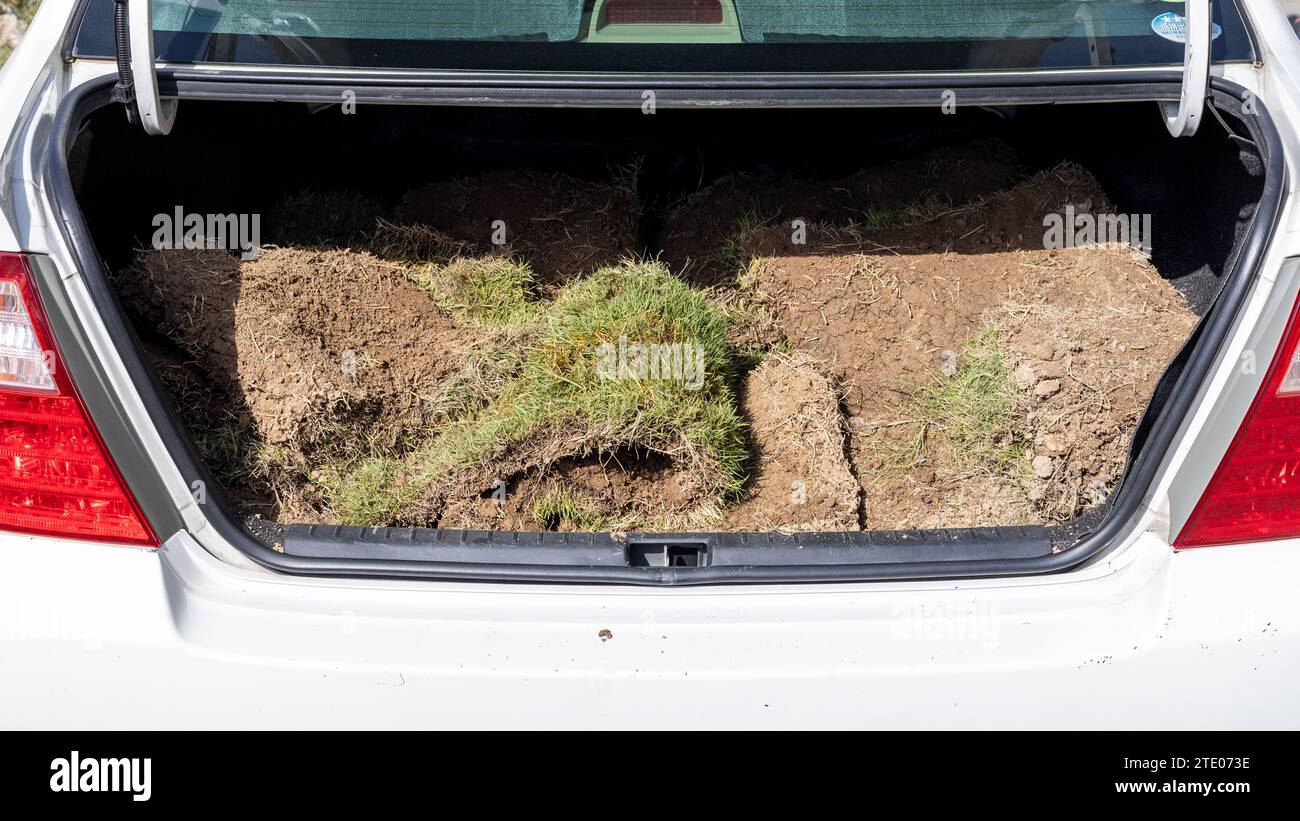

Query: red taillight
(1176, 293), (1300, 548)
(0, 253), (155, 546)
(605, 0), (725, 25)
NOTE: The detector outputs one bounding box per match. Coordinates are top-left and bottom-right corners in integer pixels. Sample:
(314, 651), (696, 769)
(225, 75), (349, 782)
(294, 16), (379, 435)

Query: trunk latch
(626, 540), (710, 568)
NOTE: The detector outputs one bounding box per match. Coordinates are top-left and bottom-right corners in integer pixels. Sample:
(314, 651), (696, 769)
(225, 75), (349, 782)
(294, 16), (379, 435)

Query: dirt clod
(1034, 379), (1063, 399)
(399, 171), (639, 288)
(722, 353), (861, 531)
(438, 450), (692, 532)
(741, 162), (1196, 528)
(116, 246), (479, 519)
(660, 139), (1022, 286)
(1032, 455), (1055, 479)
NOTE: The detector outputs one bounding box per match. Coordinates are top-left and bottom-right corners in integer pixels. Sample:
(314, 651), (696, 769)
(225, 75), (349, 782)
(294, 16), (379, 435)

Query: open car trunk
(62, 92), (1270, 575)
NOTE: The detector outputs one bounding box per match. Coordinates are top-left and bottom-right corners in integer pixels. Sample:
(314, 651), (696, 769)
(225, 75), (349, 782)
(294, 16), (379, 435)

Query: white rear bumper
(1, 531), (1295, 729)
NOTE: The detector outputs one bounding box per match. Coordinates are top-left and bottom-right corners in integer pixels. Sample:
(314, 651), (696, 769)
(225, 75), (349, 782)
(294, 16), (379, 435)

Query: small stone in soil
(939, 350), (958, 377)
(1038, 433), (1066, 455)
(1037, 359), (1067, 380)
(1087, 479), (1109, 506)
(1034, 379), (1063, 398)
(1032, 455), (1055, 478)
(1014, 361), (1037, 390)
(1021, 337), (1058, 361)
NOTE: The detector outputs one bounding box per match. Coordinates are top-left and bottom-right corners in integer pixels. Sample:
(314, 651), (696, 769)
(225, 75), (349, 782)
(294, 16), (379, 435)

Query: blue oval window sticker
(1151, 12), (1224, 44)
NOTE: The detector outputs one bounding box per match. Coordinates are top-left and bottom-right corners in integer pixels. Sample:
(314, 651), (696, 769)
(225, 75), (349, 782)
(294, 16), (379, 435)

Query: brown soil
(438, 354), (861, 533)
(743, 164), (1197, 529)
(116, 247), (480, 518)
(721, 353), (861, 532)
(398, 171), (640, 287)
(659, 139), (1022, 286)
(120, 143), (1198, 536)
(438, 450), (693, 531)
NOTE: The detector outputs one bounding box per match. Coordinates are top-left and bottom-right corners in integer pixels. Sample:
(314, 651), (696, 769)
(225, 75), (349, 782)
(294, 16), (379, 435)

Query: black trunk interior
(73, 99), (1263, 315)
(66, 97), (1266, 548)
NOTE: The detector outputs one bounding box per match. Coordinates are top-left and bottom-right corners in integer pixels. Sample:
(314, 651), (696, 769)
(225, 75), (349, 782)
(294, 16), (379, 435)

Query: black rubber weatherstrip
(157, 66), (1190, 92)
(41, 74), (1285, 585)
(158, 78), (1181, 109)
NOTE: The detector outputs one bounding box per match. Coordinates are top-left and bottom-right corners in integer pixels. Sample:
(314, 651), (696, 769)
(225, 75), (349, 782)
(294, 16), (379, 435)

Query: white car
(0, 0), (1298, 730)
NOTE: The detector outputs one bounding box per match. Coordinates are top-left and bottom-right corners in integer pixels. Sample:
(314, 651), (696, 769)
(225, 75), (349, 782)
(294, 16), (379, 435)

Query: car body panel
(0, 0), (1298, 727)
(0, 528), (1296, 728)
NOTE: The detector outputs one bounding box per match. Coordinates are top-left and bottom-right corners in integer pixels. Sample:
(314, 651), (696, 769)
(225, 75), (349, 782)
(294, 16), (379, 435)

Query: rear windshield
(71, 0), (1254, 73)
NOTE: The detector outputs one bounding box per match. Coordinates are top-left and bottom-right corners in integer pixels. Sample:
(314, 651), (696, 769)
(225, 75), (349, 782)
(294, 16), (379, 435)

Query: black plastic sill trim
(286, 523), (1050, 567)
(41, 75), (1285, 585)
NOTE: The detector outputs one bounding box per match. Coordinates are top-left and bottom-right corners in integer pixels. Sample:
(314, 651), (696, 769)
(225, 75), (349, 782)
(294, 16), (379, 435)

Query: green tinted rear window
(72, 0), (1256, 72)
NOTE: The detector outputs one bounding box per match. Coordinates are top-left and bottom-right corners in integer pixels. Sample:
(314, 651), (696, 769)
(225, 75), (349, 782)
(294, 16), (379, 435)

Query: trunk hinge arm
(110, 0), (177, 135)
(1161, 0), (1211, 138)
